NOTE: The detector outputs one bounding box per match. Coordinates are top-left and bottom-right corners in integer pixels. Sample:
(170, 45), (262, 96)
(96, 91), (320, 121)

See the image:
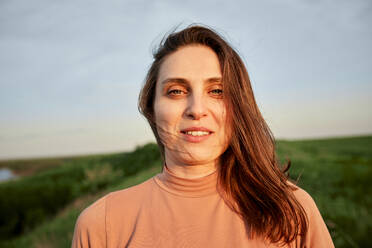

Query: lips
(181, 126), (213, 134)
(180, 127), (213, 143)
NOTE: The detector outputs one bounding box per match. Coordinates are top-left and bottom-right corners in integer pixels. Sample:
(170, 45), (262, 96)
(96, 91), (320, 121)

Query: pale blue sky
(0, 0), (371, 159)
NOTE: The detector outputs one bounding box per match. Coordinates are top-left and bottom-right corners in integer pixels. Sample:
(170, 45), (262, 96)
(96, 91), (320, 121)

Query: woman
(72, 25), (334, 247)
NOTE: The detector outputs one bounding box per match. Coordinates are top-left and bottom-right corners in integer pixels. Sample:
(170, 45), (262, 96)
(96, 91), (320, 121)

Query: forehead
(157, 45), (222, 82)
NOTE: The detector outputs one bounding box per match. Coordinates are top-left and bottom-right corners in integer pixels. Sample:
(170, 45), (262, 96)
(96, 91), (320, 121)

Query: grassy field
(1, 165), (162, 248)
(276, 135), (372, 247)
(0, 135), (371, 247)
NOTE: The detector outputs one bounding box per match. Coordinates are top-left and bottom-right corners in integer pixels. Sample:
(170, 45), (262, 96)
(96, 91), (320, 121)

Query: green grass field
(0, 135), (371, 247)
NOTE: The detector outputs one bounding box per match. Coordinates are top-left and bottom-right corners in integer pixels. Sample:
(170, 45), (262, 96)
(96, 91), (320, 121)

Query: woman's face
(154, 45), (230, 166)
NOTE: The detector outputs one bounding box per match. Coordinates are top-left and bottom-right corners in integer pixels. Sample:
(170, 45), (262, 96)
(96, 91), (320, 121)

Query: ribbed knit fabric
(154, 165), (219, 197)
(71, 165), (334, 248)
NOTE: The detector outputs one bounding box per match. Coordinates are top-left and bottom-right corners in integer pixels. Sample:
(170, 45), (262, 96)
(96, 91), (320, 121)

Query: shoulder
(289, 183), (318, 213)
(288, 182), (335, 248)
(71, 194), (108, 247)
(105, 176), (156, 210)
(288, 183), (327, 225)
(71, 176), (157, 247)
(288, 182), (324, 226)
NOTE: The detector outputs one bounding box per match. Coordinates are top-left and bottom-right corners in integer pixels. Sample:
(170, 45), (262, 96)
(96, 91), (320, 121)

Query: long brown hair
(138, 24), (308, 246)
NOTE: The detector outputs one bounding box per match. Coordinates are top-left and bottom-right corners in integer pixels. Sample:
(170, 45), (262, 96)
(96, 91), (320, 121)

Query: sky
(0, 0), (371, 160)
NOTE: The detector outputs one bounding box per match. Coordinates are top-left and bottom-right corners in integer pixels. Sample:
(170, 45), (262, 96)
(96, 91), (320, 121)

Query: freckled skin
(154, 45), (230, 178)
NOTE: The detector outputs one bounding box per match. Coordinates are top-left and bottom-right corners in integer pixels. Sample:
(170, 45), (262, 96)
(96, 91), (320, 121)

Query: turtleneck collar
(153, 165), (219, 198)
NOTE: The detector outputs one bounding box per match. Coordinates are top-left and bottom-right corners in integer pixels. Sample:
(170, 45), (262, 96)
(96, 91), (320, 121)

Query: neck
(164, 155), (218, 179)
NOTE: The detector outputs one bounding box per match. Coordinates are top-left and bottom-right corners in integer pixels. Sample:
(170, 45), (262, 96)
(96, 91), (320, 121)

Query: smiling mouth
(181, 131), (212, 136)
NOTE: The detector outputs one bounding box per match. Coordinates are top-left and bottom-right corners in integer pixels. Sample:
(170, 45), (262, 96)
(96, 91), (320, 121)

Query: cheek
(154, 99), (182, 131)
(215, 103), (230, 143)
(214, 102), (227, 126)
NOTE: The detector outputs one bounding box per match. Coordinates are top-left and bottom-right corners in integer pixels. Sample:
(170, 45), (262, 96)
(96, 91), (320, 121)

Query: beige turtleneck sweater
(71, 166), (334, 247)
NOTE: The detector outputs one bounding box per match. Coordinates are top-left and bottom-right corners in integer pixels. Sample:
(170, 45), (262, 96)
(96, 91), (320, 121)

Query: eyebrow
(160, 77), (222, 85)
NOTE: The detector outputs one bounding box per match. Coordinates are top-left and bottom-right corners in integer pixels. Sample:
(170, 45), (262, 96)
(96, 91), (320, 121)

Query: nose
(184, 93), (207, 120)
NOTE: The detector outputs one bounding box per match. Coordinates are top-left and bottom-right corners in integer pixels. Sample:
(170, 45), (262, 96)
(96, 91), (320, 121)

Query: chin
(177, 156), (217, 166)
(175, 146), (222, 165)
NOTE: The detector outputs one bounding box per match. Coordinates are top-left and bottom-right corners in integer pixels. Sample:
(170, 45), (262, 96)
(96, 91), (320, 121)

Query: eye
(209, 88), (223, 98)
(166, 87), (187, 97)
(168, 89), (184, 95)
(210, 89), (223, 94)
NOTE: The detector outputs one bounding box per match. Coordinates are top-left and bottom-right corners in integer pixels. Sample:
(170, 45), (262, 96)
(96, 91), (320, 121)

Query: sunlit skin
(154, 45), (230, 179)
